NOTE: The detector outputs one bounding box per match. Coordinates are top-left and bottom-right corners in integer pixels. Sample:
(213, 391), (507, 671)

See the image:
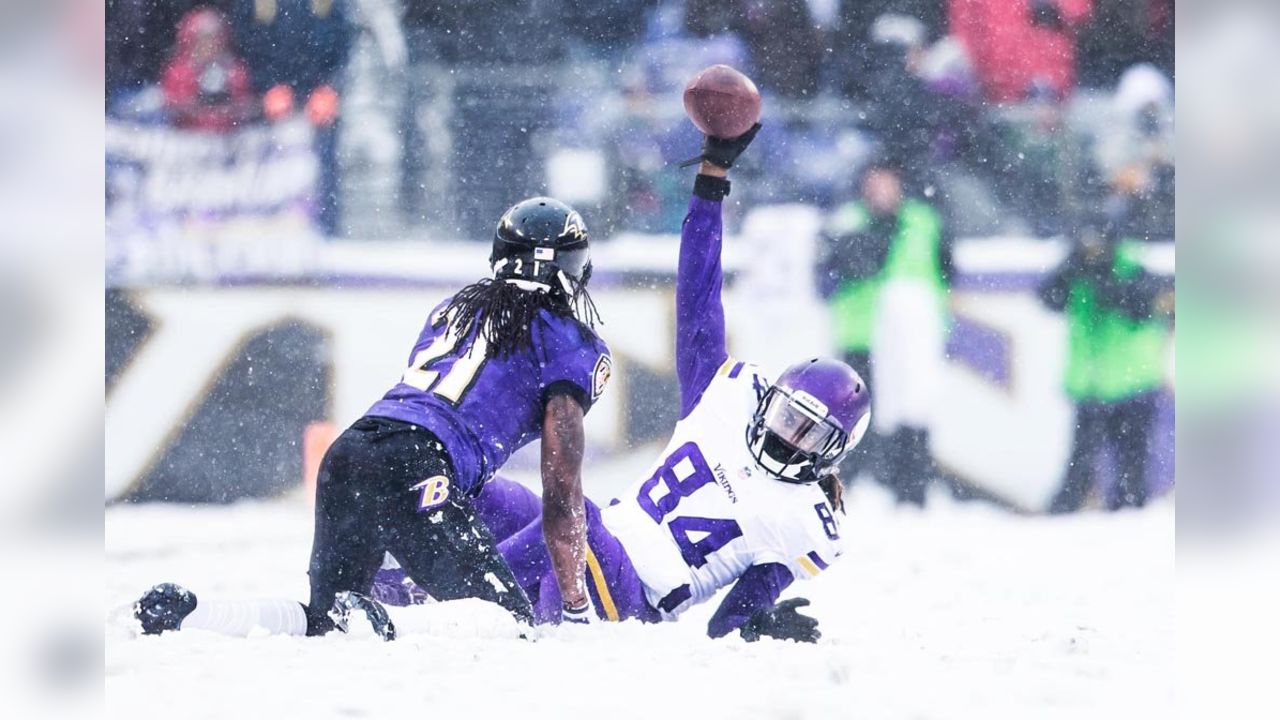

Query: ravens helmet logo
(561, 211), (587, 243)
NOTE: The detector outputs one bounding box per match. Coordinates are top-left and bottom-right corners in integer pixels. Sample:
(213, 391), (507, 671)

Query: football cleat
(328, 591), (397, 641)
(133, 583), (197, 635)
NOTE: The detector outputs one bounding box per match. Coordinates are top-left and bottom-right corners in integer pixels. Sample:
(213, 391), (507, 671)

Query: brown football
(682, 65), (762, 139)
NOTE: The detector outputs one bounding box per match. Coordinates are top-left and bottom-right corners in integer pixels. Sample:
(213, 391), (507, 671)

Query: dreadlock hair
(440, 277), (602, 358)
(819, 472), (845, 513)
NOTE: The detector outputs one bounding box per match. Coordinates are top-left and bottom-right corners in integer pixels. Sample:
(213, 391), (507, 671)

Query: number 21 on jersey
(401, 315), (488, 404)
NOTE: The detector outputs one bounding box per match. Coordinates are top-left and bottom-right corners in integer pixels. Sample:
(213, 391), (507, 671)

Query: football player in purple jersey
(133, 198), (613, 639)
(374, 127), (873, 643)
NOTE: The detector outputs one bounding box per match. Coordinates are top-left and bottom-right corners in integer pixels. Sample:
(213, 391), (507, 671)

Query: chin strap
(749, 427), (818, 484)
(556, 269), (574, 296)
(766, 455), (813, 483)
(501, 277), (552, 293)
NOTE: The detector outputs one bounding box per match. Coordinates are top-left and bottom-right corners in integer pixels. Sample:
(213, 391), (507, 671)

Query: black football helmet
(490, 197), (591, 297)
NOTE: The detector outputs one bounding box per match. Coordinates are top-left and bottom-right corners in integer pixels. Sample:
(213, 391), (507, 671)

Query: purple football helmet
(746, 358), (872, 484)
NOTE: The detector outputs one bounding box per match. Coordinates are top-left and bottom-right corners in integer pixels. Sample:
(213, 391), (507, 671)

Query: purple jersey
(366, 298), (611, 493)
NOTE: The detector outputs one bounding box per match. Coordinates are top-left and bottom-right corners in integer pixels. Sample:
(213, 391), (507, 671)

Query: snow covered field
(106, 486), (1173, 719)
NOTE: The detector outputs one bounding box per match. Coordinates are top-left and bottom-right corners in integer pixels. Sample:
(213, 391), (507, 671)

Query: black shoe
(133, 583), (197, 635)
(328, 591), (397, 641)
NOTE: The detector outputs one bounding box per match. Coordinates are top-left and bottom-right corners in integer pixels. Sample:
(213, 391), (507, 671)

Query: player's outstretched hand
(740, 597), (821, 643)
(680, 123), (762, 169)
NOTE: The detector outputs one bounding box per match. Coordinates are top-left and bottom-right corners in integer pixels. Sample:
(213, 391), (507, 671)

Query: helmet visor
(760, 388), (843, 456)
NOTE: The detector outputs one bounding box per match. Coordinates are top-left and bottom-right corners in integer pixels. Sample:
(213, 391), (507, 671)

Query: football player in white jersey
(373, 124), (873, 642)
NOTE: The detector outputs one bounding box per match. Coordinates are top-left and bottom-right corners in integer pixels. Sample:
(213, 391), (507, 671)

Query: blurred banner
(105, 228), (1173, 512)
(106, 118), (320, 284)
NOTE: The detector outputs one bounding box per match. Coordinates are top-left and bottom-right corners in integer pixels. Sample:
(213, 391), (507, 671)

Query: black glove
(740, 597), (821, 643)
(680, 123), (762, 169)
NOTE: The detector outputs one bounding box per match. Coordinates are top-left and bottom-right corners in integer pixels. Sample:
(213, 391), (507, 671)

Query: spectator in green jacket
(1038, 212), (1173, 512)
(817, 160), (953, 505)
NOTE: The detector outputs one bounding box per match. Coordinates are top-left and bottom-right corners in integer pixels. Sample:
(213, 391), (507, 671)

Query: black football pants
(304, 417), (533, 634)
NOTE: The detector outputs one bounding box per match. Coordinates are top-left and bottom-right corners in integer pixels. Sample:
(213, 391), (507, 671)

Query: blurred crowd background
(105, 0), (1173, 243)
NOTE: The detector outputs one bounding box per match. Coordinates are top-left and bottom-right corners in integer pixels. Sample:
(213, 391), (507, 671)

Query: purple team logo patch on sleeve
(592, 355), (612, 401)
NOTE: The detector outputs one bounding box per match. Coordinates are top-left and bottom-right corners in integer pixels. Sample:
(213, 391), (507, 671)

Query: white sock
(181, 597), (309, 637)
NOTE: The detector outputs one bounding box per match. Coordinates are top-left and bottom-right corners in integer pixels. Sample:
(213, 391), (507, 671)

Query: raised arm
(676, 164), (732, 416)
(675, 124), (761, 417)
(540, 393), (590, 616)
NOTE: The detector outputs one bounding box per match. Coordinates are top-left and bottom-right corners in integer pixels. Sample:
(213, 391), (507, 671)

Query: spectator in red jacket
(161, 7), (253, 132)
(949, 0), (1092, 103)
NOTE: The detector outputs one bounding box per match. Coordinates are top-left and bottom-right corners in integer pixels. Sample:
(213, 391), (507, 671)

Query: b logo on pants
(411, 475), (451, 511)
